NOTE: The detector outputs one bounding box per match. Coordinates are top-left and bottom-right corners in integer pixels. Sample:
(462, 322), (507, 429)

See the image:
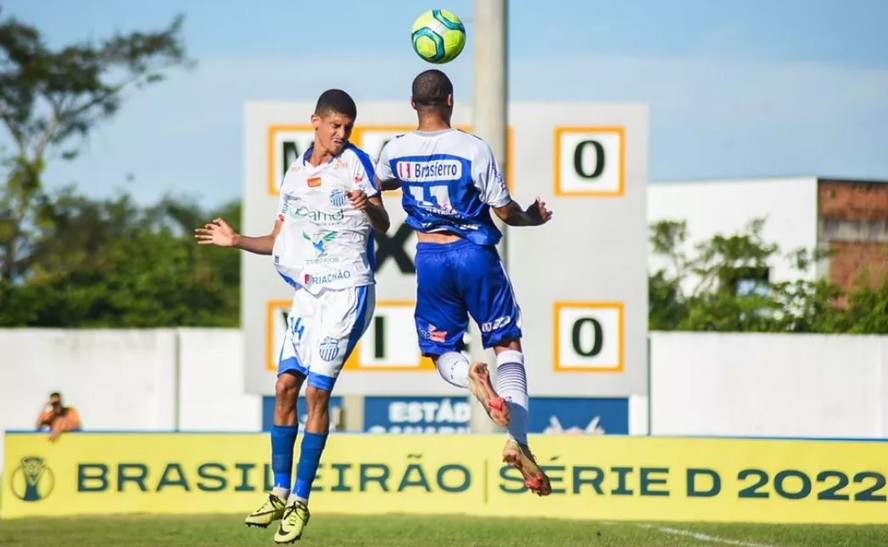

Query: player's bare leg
(246, 372), (303, 528)
(467, 362), (510, 427)
(275, 385), (329, 543)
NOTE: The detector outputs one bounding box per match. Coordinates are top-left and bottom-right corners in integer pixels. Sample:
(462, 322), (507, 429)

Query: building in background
(648, 177), (888, 292)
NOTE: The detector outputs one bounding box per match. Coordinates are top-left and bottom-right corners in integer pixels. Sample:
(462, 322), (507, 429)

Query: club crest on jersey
(329, 188), (348, 207)
(397, 159), (462, 182)
(307, 177), (322, 187)
(319, 336), (340, 362)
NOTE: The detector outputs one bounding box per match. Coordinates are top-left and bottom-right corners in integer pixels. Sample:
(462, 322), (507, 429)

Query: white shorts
(278, 285), (375, 391)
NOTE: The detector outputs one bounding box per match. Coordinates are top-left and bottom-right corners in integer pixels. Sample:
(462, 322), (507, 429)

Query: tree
(649, 218), (888, 333)
(651, 218), (833, 332)
(0, 9), (191, 285)
(0, 189), (240, 327)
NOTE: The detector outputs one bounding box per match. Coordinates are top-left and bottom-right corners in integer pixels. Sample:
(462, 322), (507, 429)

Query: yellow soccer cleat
(274, 500), (311, 543)
(502, 439), (552, 496)
(244, 492), (286, 528)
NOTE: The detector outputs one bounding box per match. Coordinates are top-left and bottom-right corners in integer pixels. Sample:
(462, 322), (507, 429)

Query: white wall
(177, 329), (261, 431)
(648, 177), (820, 287)
(0, 329), (178, 432)
(5, 329), (888, 473)
(0, 329), (262, 470)
(650, 331), (888, 438)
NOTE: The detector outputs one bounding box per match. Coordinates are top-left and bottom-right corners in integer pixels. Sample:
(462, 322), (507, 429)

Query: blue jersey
(376, 128), (511, 246)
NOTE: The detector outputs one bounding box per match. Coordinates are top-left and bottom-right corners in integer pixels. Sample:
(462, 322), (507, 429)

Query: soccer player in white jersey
(195, 89), (389, 542)
(375, 70), (553, 496)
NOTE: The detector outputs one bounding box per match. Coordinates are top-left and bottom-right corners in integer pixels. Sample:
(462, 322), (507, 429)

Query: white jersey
(273, 143), (379, 295)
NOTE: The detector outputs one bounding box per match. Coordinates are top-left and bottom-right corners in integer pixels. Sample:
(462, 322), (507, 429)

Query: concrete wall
(649, 331), (888, 438)
(0, 329), (262, 470)
(4, 329), (888, 470)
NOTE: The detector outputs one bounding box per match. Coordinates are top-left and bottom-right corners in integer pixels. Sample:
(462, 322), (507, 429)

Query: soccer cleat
(244, 492), (286, 528)
(467, 362), (510, 427)
(274, 500), (311, 544)
(502, 439), (552, 496)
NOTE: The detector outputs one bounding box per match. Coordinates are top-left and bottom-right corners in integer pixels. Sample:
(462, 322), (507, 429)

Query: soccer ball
(411, 9), (466, 64)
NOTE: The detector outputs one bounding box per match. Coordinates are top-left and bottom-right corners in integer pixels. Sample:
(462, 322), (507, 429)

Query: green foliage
(0, 9), (191, 283)
(0, 191), (240, 327)
(649, 218), (888, 333)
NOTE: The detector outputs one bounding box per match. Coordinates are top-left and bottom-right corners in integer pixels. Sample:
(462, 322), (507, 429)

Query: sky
(2, 0), (887, 208)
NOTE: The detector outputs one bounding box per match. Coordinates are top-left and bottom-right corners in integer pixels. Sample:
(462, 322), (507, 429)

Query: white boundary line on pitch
(637, 524), (775, 547)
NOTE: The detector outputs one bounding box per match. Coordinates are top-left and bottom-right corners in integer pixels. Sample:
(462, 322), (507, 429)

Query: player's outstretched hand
(194, 217), (239, 247)
(347, 190), (369, 211)
(526, 197), (553, 225)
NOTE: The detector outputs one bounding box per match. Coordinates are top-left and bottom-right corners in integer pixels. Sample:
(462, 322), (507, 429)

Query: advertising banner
(6, 432), (887, 524)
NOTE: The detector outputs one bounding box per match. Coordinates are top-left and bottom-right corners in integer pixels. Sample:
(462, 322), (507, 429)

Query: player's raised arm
(492, 197), (553, 227)
(194, 217), (281, 255)
(348, 190), (390, 233)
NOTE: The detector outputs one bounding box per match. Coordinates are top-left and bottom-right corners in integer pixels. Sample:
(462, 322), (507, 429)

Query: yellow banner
(4, 432), (888, 523)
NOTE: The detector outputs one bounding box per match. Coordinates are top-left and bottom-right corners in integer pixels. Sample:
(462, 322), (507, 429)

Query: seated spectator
(36, 391), (82, 442)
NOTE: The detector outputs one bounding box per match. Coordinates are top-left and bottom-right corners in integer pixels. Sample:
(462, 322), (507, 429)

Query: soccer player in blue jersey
(196, 89), (389, 541)
(375, 69), (553, 496)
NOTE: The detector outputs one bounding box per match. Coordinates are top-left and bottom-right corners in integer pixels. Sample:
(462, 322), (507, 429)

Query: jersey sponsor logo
(307, 176), (322, 187)
(481, 316), (511, 333)
(397, 159), (462, 182)
(416, 201), (459, 217)
(302, 230), (338, 257)
(319, 336), (340, 362)
(419, 324), (447, 342)
(282, 197), (346, 225)
(304, 270), (352, 286)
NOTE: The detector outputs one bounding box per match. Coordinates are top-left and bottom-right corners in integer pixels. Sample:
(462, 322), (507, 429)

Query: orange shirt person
(36, 392), (82, 442)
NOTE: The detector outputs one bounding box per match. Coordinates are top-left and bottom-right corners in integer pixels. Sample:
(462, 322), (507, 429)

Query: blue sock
(271, 424), (299, 490)
(293, 432), (328, 501)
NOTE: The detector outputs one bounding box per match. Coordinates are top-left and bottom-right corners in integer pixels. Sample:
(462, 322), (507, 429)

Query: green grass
(2, 514), (888, 546)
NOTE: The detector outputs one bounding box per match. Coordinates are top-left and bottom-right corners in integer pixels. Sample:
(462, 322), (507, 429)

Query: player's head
(311, 89), (357, 156)
(411, 69), (453, 119)
(49, 391), (62, 409)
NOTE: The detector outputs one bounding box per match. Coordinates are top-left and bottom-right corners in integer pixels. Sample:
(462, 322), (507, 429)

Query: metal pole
(469, 0), (508, 434)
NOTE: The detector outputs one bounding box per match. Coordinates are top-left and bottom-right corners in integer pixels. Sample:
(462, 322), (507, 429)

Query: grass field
(2, 514), (888, 546)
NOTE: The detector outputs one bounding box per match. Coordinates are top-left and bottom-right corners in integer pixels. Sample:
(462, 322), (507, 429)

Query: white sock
(496, 350), (529, 445)
(272, 486), (289, 500)
(435, 351), (469, 388)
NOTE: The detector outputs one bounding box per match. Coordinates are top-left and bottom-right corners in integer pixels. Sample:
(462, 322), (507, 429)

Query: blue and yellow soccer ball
(411, 9), (466, 64)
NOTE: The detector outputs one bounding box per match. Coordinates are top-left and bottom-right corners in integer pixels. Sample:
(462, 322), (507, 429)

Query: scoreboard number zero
(554, 302), (625, 372)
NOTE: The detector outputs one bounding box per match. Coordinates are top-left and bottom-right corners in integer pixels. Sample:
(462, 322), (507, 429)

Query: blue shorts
(414, 239), (522, 356)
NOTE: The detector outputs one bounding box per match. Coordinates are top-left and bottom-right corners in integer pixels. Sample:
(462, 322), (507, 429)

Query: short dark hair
(50, 391), (61, 399)
(412, 69), (453, 108)
(315, 89), (357, 119)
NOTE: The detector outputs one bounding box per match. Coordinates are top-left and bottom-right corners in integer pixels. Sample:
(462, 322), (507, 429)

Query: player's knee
(493, 337), (522, 352)
(275, 373), (300, 401)
(304, 386), (331, 412)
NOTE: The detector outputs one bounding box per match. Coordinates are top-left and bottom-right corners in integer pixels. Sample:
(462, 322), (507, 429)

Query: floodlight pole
(469, 0), (508, 434)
